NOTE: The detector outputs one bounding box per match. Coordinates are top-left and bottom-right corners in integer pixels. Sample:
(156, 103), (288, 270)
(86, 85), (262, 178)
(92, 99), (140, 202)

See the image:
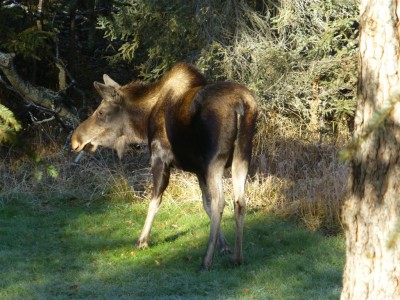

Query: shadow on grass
(0, 198), (344, 299)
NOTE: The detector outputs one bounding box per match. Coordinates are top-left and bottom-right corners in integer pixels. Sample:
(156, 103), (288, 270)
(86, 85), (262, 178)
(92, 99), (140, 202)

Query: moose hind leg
(197, 174), (230, 255)
(232, 157), (249, 265)
(136, 156), (170, 248)
(201, 160), (226, 270)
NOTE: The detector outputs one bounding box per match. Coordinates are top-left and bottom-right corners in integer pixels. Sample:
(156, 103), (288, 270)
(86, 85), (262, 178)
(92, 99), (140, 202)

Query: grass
(0, 115), (348, 298)
(0, 106), (350, 233)
(0, 195), (344, 299)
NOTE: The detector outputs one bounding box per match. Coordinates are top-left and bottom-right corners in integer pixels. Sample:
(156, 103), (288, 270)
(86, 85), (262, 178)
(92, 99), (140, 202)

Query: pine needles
(0, 103), (21, 144)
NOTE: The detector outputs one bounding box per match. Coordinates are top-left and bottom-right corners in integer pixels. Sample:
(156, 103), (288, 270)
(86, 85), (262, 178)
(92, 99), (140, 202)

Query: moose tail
(233, 92), (258, 173)
(231, 90), (257, 265)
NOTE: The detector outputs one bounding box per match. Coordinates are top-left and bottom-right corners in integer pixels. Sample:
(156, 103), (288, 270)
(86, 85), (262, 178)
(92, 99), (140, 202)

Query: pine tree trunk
(87, 0), (97, 52)
(36, 0), (44, 30)
(68, 4), (77, 73)
(341, 0), (400, 299)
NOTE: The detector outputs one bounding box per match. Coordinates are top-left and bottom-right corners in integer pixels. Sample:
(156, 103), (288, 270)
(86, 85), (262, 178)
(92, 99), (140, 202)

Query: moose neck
(121, 80), (162, 143)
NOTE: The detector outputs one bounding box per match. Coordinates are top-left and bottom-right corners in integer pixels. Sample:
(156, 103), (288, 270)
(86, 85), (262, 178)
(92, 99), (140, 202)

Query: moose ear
(103, 74), (121, 88)
(94, 81), (120, 102)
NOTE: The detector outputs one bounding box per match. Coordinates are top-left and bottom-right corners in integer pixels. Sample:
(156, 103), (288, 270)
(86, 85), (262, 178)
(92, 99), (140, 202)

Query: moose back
(71, 63), (258, 270)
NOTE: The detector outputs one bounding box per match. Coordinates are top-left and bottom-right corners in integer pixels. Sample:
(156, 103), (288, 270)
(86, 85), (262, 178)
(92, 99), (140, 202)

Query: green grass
(0, 196), (344, 299)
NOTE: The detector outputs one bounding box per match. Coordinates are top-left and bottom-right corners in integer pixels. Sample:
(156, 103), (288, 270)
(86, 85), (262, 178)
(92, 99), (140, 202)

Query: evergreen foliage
(0, 0), (358, 136)
(0, 103), (21, 144)
(99, 0), (358, 134)
(97, 0), (204, 78)
(3, 26), (54, 61)
(0, 2), (53, 60)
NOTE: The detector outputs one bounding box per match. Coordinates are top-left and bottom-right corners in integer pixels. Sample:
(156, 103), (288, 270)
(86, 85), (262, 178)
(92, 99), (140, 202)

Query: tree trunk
(341, 1), (400, 299)
(36, 0), (45, 30)
(87, 0), (97, 52)
(68, 3), (78, 73)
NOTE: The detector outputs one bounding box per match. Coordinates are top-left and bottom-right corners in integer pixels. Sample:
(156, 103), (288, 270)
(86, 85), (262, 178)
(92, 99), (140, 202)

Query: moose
(71, 63), (258, 270)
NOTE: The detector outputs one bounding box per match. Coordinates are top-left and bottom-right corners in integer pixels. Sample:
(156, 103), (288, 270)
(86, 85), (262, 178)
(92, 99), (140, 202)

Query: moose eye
(97, 110), (105, 119)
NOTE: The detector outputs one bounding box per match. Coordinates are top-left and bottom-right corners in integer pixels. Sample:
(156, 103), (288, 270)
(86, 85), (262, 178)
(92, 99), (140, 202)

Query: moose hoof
(135, 240), (148, 249)
(201, 261), (213, 271)
(232, 256), (244, 266)
(219, 246), (232, 256)
(201, 256), (214, 271)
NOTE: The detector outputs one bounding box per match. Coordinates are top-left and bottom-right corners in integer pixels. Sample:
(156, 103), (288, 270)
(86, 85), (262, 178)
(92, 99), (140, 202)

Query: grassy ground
(0, 195), (344, 299)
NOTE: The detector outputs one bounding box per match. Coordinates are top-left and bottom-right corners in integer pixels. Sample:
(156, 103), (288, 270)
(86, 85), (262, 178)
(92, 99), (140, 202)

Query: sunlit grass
(0, 196), (344, 299)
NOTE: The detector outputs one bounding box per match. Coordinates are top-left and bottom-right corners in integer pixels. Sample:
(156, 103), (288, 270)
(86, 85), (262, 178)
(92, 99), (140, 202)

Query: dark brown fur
(71, 63), (258, 269)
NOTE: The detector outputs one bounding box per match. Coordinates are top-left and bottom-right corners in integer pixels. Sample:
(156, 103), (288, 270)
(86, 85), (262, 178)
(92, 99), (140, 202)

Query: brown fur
(71, 63), (258, 270)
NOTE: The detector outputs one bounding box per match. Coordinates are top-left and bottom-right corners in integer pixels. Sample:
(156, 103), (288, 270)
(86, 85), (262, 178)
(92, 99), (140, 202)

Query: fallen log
(0, 51), (79, 127)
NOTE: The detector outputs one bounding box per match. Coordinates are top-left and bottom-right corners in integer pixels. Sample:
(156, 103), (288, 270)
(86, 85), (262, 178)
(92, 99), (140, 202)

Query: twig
(74, 151), (85, 164)
(0, 74), (73, 130)
(28, 112), (55, 125)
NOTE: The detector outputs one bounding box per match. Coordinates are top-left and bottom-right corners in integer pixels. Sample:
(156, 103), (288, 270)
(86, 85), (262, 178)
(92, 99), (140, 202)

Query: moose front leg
(136, 156), (170, 248)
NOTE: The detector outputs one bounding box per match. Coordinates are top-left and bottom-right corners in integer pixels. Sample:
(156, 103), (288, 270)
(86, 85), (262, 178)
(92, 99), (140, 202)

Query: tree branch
(0, 51), (79, 127)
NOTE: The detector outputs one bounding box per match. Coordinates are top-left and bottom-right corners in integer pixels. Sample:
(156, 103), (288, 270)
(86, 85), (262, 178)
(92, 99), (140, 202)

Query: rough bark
(341, 0), (400, 299)
(87, 0), (97, 52)
(68, 4), (78, 73)
(0, 51), (78, 126)
(36, 0), (44, 30)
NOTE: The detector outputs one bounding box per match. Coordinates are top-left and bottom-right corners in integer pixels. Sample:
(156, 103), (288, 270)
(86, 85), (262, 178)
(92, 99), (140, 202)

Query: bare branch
(28, 112), (55, 125)
(0, 50), (79, 127)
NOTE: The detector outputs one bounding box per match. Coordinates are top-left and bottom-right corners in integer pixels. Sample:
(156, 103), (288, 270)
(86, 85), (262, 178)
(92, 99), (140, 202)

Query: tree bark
(0, 51), (79, 126)
(36, 0), (45, 30)
(87, 0), (97, 52)
(341, 1), (400, 299)
(68, 3), (78, 73)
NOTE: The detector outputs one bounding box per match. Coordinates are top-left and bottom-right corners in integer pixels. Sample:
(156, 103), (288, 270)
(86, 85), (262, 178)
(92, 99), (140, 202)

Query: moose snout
(71, 134), (81, 152)
(71, 130), (97, 153)
(71, 130), (88, 152)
